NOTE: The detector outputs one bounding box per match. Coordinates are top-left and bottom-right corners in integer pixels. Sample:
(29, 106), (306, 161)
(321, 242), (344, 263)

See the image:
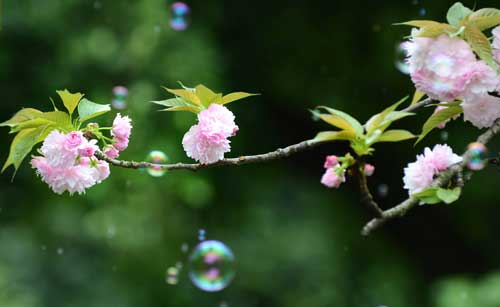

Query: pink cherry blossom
(182, 124), (231, 164)
(364, 164), (375, 176)
(403, 144), (462, 195)
(197, 104), (238, 138)
(41, 130), (79, 168)
(321, 167), (345, 189)
(404, 33), (481, 101)
(103, 145), (119, 159)
(78, 139), (98, 157)
(112, 113), (132, 140)
(323, 155), (339, 169)
(113, 137), (129, 152)
(462, 93), (500, 129)
(493, 26), (500, 63)
(64, 131), (84, 151)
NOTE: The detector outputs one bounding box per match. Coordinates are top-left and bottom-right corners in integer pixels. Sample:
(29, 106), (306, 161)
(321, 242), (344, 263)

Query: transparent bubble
(419, 8), (427, 16)
(466, 142), (488, 170)
(395, 43), (410, 74)
(166, 267), (179, 285)
(176, 261), (183, 270)
(111, 86), (128, 110)
(145, 150), (168, 177)
(41, 245), (47, 251)
(57, 247), (64, 255)
(377, 184), (389, 197)
(170, 2), (191, 31)
(93, 1), (102, 9)
(188, 240), (235, 292)
(440, 131), (449, 141)
(198, 229), (206, 241)
(220, 302), (228, 307)
(181, 243), (189, 253)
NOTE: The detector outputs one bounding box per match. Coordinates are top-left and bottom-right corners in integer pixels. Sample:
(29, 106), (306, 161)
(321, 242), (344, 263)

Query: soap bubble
(181, 243), (189, 253)
(188, 240), (235, 292)
(145, 150), (168, 177)
(198, 229), (206, 241)
(466, 142), (488, 170)
(57, 247), (64, 255)
(170, 2), (191, 31)
(377, 184), (389, 197)
(166, 267), (179, 285)
(419, 8), (427, 16)
(111, 86), (128, 110)
(440, 131), (449, 141)
(395, 43), (410, 74)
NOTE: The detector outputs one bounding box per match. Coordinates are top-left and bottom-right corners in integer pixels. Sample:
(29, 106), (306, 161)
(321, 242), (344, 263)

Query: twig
(361, 118), (500, 236)
(96, 139), (323, 171)
(354, 162), (384, 217)
(401, 97), (435, 113)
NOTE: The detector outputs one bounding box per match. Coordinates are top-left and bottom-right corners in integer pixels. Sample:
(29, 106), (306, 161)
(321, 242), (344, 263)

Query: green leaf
(464, 25), (495, 67)
(469, 8), (500, 30)
(374, 129), (416, 143)
(416, 23), (457, 38)
(319, 114), (357, 134)
(77, 98), (111, 123)
(9, 118), (55, 133)
(396, 20), (449, 28)
(446, 2), (473, 27)
(365, 96), (409, 135)
(160, 105), (201, 114)
(220, 92), (259, 105)
(411, 89), (426, 106)
(413, 188), (442, 205)
(0, 108), (43, 128)
(38, 111), (72, 132)
(1, 125), (52, 173)
(416, 106), (463, 144)
(317, 106), (363, 136)
(163, 87), (202, 106)
(194, 84), (222, 107)
(56, 89), (83, 115)
(312, 130), (356, 143)
(436, 187), (461, 204)
(152, 97), (191, 107)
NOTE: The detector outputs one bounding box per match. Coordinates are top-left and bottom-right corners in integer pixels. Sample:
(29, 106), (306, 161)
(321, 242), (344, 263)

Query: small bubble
(57, 247), (64, 255)
(181, 243), (189, 253)
(145, 150), (169, 177)
(466, 142), (488, 170)
(198, 229), (206, 241)
(93, 1), (102, 9)
(166, 267), (179, 285)
(188, 240), (235, 292)
(170, 2), (191, 31)
(377, 184), (389, 198)
(220, 302), (228, 307)
(41, 245), (47, 251)
(440, 131), (449, 141)
(419, 7), (427, 16)
(176, 261), (183, 270)
(111, 86), (128, 110)
(395, 43), (410, 74)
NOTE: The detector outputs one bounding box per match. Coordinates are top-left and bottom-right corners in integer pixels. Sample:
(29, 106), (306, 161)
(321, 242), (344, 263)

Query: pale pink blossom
(321, 168), (345, 189)
(95, 160), (110, 182)
(41, 130), (79, 168)
(323, 155), (339, 169)
(78, 139), (98, 157)
(462, 93), (500, 129)
(403, 144), (462, 195)
(111, 113), (132, 140)
(103, 145), (119, 159)
(182, 124), (231, 164)
(64, 131), (84, 151)
(364, 164), (375, 176)
(113, 137), (129, 152)
(404, 33), (481, 101)
(434, 105), (461, 129)
(197, 104), (238, 138)
(492, 26), (500, 63)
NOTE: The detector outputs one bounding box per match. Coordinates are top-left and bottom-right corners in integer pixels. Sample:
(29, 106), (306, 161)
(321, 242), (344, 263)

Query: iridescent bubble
(419, 8), (427, 16)
(395, 43), (410, 74)
(181, 243), (189, 253)
(170, 2), (191, 31)
(145, 150), (168, 177)
(377, 184), (389, 198)
(111, 86), (128, 110)
(188, 240), (235, 292)
(198, 229), (206, 241)
(466, 142), (488, 170)
(440, 131), (449, 141)
(166, 267), (179, 285)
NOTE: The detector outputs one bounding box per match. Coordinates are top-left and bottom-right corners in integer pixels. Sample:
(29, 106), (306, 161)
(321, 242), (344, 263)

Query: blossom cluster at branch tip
(404, 28), (500, 129)
(320, 155), (345, 189)
(109, 113), (132, 155)
(182, 104), (239, 164)
(31, 130), (110, 195)
(403, 144), (462, 195)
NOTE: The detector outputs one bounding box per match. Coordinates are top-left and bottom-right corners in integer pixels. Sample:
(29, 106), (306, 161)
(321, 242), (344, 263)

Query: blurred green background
(1, 0), (500, 306)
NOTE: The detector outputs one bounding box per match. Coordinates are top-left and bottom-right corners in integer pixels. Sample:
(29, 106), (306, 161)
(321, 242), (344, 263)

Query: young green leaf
(396, 20), (449, 28)
(317, 106), (363, 136)
(373, 129), (416, 143)
(436, 187), (461, 204)
(464, 25), (495, 67)
(411, 89), (426, 106)
(195, 84), (221, 107)
(446, 2), (473, 27)
(38, 111), (72, 132)
(469, 8), (500, 30)
(160, 105), (201, 114)
(416, 106), (463, 144)
(312, 130), (356, 143)
(78, 98), (111, 123)
(163, 87), (202, 106)
(416, 23), (457, 38)
(318, 114), (357, 134)
(0, 108), (43, 128)
(365, 96), (409, 135)
(412, 188), (442, 204)
(220, 92), (259, 105)
(56, 89), (84, 115)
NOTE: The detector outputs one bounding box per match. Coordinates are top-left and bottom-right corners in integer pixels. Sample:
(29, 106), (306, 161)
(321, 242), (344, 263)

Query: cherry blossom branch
(354, 162), (384, 217)
(361, 118), (500, 236)
(95, 139), (323, 171)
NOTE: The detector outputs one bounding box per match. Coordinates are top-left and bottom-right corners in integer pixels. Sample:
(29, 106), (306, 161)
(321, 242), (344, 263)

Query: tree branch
(354, 162), (384, 217)
(361, 118), (500, 236)
(95, 139), (323, 171)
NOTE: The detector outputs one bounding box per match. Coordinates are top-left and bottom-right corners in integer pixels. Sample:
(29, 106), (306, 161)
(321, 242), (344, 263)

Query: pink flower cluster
(404, 29), (500, 129)
(321, 155), (345, 189)
(105, 113), (132, 158)
(31, 130), (110, 195)
(182, 104), (239, 164)
(403, 144), (462, 195)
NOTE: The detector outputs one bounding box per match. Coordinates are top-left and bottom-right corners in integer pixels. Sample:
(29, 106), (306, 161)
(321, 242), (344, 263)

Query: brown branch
(354, 162), (384, 217)
(361, 118), (500, 236)
(95, 139), (323, 171)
